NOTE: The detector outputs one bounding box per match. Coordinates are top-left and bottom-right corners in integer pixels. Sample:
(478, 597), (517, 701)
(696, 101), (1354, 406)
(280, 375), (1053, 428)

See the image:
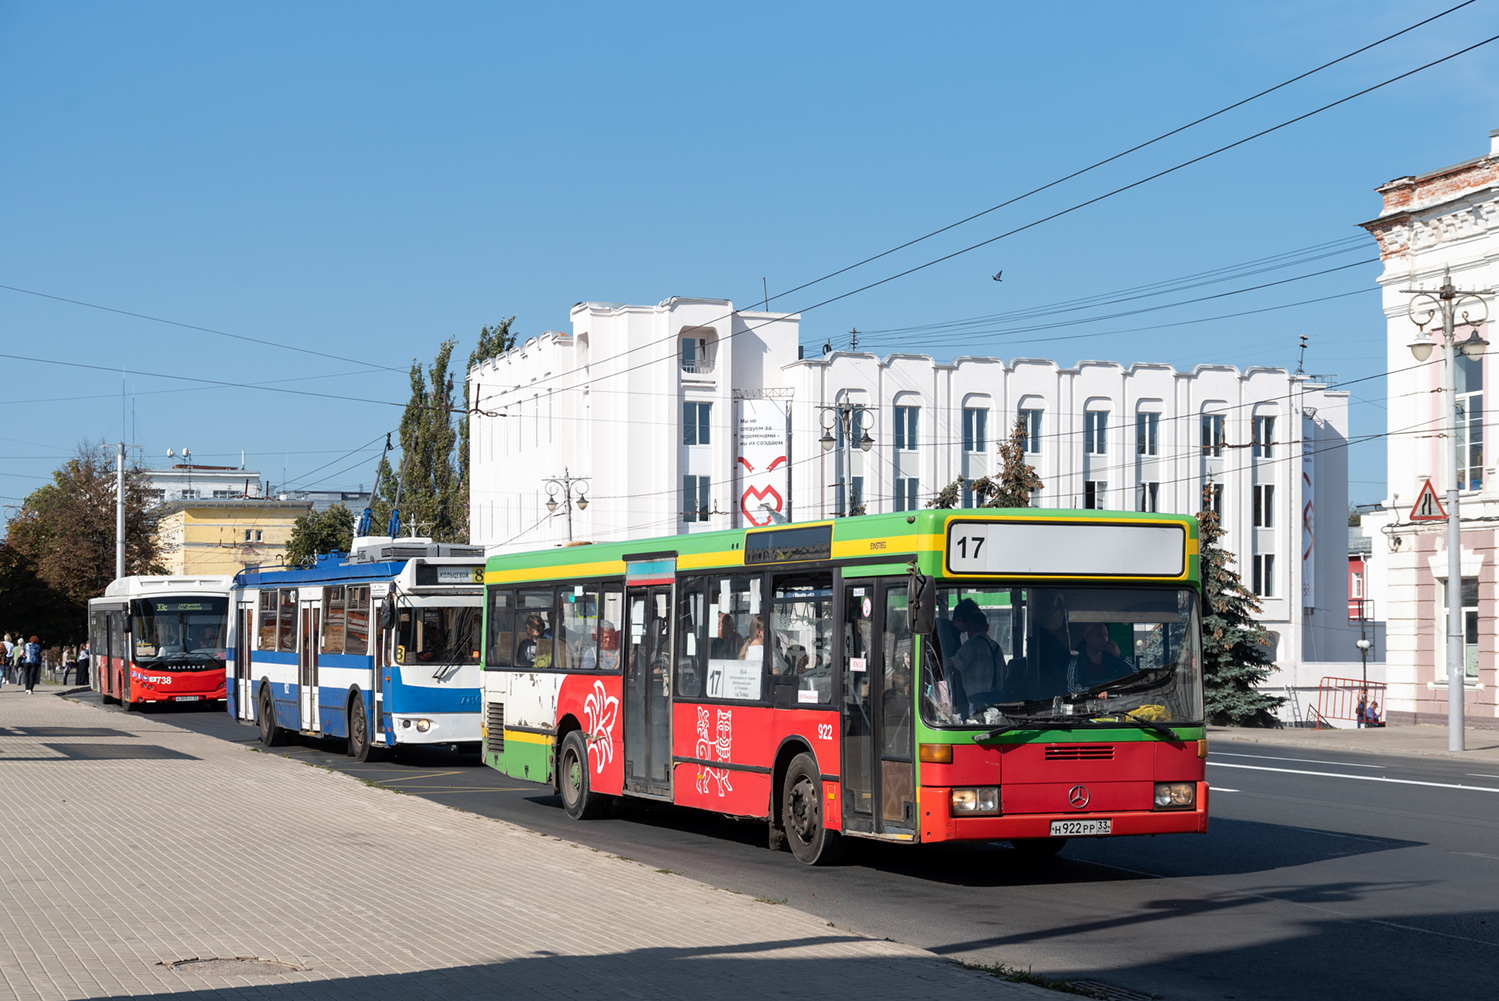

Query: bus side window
(277, 589), (297, 653)
(486, 589), (514, 668)
(258, 591), (276, 650)
(771, 573), (834, 707)
(674, 578), (704, 699)
(322, 586), (346, 655)
(560, 587), (600, 671)
(598, 584), (623, 671)
(344, 587), (370, 657)
(517, 589), (555, 668)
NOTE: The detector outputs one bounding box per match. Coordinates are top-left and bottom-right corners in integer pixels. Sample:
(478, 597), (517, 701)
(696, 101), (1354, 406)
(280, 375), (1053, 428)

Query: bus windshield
(396, 605), (480, 666)
(132, 597), (228, 668)
(919, 586), (1202, 728)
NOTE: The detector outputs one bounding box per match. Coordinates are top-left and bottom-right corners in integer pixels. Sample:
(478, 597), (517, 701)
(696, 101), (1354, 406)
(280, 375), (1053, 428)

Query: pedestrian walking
(1, 633), (12, 685)
(10, 639), (24, 685)
(22, 635), (42, 693)
(76, 643), (90, 688)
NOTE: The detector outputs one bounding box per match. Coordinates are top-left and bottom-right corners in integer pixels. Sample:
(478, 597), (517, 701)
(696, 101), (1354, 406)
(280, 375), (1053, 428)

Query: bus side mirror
(910, 573), (937, 634)
(379, 599), (396, 630)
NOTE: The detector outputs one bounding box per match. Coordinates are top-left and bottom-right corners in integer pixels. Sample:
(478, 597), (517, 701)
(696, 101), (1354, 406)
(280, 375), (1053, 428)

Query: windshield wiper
(972, 714), (1075, 742)
(1089, 709), (1178, 740)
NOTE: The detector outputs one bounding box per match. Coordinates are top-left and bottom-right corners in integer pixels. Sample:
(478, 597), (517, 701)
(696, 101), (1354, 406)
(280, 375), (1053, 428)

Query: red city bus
(89, 575), (232, 710)
(480, 510), (1208, 864)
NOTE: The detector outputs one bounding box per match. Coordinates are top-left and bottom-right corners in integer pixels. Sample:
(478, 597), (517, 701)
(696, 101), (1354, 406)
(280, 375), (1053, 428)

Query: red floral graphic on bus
(584, 679), (619, 774)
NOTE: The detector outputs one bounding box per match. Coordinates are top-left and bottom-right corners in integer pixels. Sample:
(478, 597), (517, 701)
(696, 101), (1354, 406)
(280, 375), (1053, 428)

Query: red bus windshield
(131, 596), (229, 671)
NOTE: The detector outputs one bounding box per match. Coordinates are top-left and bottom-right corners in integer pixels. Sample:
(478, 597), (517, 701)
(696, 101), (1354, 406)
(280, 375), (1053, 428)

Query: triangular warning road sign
(1409, 478), (1447, 521)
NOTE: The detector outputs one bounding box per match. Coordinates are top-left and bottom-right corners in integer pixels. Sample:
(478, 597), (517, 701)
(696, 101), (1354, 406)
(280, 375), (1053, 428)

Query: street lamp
(818, 403), (876, 516)
(543, 467), (589, 543)
(1404, 267), (1491, 752)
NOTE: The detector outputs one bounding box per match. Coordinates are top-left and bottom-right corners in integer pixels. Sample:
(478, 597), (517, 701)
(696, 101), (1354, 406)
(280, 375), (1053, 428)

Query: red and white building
(1360, 128), (1499, 728)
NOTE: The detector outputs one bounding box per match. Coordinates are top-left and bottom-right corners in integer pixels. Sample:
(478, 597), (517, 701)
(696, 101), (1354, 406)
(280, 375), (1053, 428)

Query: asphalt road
(69, 691), (1499, 1001)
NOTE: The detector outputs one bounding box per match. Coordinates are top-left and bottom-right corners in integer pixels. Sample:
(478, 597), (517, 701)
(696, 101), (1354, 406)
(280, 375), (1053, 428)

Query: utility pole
(850, 327), (859, 352)
(1403, 268), (1492, 752)
(543, 468), (590, 542)
(115, 443), (125, 580)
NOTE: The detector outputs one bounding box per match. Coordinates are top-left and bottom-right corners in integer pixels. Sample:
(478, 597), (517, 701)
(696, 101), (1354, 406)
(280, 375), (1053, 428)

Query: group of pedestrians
(1355, 690), (1384, 728)
(0, 634), (44, 694)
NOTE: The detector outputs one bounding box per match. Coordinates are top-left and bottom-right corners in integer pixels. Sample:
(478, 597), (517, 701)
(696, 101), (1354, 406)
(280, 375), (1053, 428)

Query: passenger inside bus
(740, 615), (767, 660)
(1067, 622), (1137, 694)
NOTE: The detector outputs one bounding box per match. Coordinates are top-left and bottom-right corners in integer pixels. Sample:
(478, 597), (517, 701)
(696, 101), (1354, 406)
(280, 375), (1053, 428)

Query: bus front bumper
(920, 781), (1209, 842)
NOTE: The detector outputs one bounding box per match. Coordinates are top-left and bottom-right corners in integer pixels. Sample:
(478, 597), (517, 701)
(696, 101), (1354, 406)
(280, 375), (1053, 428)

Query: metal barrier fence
(1316, 677), (1387, 727)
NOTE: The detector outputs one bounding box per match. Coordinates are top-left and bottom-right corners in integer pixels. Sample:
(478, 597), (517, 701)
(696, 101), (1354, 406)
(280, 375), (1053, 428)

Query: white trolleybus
(88, 575), (234, 709)
(226, 538), (486, 760)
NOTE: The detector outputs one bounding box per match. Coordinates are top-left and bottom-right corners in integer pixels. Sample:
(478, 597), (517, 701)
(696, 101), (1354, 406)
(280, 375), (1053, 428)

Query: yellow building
(154, 499), (314, 575)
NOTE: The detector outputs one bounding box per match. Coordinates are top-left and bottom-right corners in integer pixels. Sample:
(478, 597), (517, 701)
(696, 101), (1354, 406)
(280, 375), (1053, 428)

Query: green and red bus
(479, 508), (1208, 864)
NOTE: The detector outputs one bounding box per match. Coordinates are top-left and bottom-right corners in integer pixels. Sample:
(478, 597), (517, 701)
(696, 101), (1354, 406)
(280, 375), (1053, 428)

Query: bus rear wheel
(258, 689), (286, 747)
(348, 697), (374, 762)
(783, 752), (844, 865)
(558, 730), (606, 820)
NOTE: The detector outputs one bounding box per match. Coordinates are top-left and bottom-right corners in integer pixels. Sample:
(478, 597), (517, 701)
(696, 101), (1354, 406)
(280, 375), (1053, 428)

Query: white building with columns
(1359, 128), (1499, 729)
(468, 296), (1358, 696)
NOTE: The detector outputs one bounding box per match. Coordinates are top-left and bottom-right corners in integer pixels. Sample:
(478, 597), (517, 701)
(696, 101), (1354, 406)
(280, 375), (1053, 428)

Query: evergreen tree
(285, 504), (356, 566)
(1198, 493), (1283, 726)
(375, 340), (463, 542)
(928, 417), (1044, 509)
(456, 318), (517, 538)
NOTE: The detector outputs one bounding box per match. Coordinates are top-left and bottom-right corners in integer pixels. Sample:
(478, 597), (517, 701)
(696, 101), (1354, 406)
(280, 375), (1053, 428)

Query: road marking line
(1208, 760), (1499, 793)
(1451, 851), (1499, 861)
(373, 770), (465, 784)
(1209, 787), (1240, 793)
(1214, 751), (1383, 768)
(1466, 773), (1499, 779)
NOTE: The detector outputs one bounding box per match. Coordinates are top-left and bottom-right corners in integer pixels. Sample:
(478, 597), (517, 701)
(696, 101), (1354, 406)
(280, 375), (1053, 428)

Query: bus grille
(486, 702), (505, 755)
(1045, 744), (1114, 761)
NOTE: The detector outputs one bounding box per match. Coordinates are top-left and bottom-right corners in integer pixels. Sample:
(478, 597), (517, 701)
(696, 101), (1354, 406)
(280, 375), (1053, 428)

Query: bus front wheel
(258, 689), (286, 747)
(558, 730), (607, 820)
(783, 752), (844, 865)
(348, 698), (374, 762)
(122, 674), (137, 712)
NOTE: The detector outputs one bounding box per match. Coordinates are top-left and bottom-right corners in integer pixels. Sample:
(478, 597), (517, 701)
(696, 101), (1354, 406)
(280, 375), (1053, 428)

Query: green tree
(2, 441), (162, 642)
(1198, 496), (1283, 726)
(285, 504), (355, 567)
(457, 318), (517, 538)
(929, 417), (1044, 509)
(374, 340), (463, 542)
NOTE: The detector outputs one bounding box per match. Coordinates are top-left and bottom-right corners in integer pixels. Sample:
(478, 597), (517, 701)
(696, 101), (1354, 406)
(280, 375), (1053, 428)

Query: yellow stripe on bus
(501, 729), (553, 746)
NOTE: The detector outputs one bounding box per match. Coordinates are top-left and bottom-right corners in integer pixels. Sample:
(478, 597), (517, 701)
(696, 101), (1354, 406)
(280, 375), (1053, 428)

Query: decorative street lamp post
(543, 468), (589, 543)
(1404, 268), (1490, 752)
(818, 403), (876, 517)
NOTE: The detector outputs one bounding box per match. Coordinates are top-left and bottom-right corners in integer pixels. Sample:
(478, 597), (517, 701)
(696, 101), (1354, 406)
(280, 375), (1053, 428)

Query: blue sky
(1, 1), (1496, 515)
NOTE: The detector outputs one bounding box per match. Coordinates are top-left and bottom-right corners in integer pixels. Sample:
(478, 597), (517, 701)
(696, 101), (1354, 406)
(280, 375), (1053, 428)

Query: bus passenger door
(299, 600), (321, 732)
(235, 602), (254, 720)
(624, 586), (673, 798)
(840, 580), (915, 836)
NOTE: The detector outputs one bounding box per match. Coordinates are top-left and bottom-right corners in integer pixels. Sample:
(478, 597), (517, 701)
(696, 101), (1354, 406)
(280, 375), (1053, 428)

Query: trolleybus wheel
(1010, 837), (1068, 857)
(349, 697), (374, 763)
(258, 688), (286, 747)
(558, 730), (607, 820)
(782, 752), (844, 865)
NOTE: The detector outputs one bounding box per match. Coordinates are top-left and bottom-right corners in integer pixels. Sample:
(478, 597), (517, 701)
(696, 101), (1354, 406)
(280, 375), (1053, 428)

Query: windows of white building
(962, 406), (988, 452)
(1441, 577), (1480, 680)
(683, 402), (712, 446)
(1016, 400), (1043, 454)
(1084, 480), (1107, 510)
(1253, 484), (1275, 528)
(1456, 352), (1483, 491)
(1201, 413), (1226, 457)
(894, 476), (918, 512)
(893, 404), (919, 452)
(1252, 414), (1276, 459)
(1084, 409), (1109, 455)
(1253, 554), (1276, 597)
(1136, 482), (1159, 513)
(682, 475), (712, 523)
(1136, 411), (1159, 456)
(679, 327), (716, 374)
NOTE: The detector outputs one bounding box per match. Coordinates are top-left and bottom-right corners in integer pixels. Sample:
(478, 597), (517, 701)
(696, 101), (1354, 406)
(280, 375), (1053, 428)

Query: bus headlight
(415, 719), (432, 733)
(950, 787), (1000, 815)
(1154, 782), (1195, 810)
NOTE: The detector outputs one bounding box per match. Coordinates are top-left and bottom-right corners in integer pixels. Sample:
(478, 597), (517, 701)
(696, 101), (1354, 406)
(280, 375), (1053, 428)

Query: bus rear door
(233, 601), (254, 719)
(624, 585), (673, 798)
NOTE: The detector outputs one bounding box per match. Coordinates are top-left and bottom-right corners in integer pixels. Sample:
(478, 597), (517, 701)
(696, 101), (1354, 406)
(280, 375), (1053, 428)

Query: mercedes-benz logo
(1067, 784), (1090, 809)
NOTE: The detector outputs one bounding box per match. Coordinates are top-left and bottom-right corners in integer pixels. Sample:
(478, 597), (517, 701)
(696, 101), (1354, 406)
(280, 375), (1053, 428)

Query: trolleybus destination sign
(944, 518), (1188, 578)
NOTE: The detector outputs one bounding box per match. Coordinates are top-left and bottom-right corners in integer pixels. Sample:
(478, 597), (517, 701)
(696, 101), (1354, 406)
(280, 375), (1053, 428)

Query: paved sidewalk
(1211, 722), (1499, 763)
(0, 690), (1048, 1000)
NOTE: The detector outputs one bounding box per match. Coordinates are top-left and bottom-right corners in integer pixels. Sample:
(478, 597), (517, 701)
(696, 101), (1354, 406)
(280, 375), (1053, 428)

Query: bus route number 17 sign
(1409, 478), (1447, 521)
